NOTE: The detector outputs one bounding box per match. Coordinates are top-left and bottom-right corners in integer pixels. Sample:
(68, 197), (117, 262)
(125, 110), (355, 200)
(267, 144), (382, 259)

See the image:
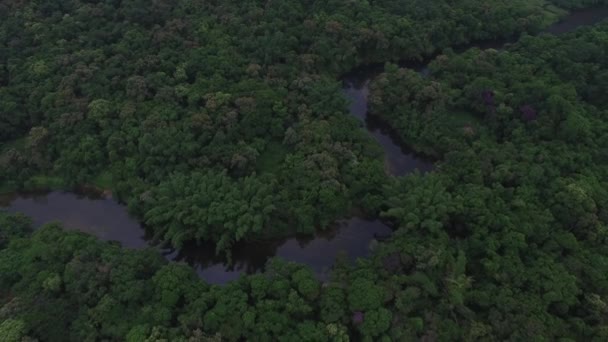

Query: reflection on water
(1, 191), (392, 284)
(177, 217), (392, 283)
(546, 7), (608, 35)
(342, 76), (435, 176)
(0, 190), (148, 249)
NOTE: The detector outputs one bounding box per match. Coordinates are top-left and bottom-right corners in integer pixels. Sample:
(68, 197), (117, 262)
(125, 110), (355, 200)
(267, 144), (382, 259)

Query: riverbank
(341, 5), (608, 167)
(0, 190), (393, 284)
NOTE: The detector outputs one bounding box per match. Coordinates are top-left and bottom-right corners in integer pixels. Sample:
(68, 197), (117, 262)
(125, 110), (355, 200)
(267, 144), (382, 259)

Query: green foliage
(1, 1), (608, 341)
(0, 0), (568, 252)
(92, 170), (113, 190)
(256, 142), (289, 174)
(348, 278), (385, 312)
(0, 138), (26, 154)
(358, 308), (392, 338)
(141, 171), (279, 252)
(0, 214), (336, 341)
(0, 319), (26, 342)
(0, 212), (32, 249)
(22, 175), (65, 192)
(367, 22), (608, 341)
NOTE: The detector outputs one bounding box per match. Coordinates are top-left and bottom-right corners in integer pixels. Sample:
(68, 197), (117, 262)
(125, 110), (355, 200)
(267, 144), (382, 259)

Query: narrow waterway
(0, 191), (391, 284)
(0, 191), (148, 249)
(341, 7), (608, 176)
(342, 72), (435, 176)
(545, 7), (608, 35)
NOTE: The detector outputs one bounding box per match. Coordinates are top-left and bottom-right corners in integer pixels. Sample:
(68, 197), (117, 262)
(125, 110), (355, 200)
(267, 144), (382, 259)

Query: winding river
(342, 72), (435, 176)
(342, 6), (608, 175)
(0, 190), (390, 284)
(1, 8), (607, 284)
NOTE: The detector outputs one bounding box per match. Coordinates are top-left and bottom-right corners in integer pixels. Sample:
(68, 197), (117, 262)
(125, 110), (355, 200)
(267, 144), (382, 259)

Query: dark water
(545, 7), (608, 35)
(342, 76), (435, 176)
(175, 218), (390, 283)
(342, 7), (608, 174)
(0, 191), (148, 249)
(0, 191), (391, 284)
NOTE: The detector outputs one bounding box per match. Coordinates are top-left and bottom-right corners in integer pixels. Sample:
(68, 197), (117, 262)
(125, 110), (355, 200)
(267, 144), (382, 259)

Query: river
(545, 6), (608, 35)
(0, 190), (391, 284)
(342, 6), (608, 176)
(342, 72), (435, 176)
(1, 7), (606, 284)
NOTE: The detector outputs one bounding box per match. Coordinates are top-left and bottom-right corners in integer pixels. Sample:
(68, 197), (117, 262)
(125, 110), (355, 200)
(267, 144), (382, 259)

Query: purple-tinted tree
(481, 90), (495, 106)
(520, 104), (538, 122)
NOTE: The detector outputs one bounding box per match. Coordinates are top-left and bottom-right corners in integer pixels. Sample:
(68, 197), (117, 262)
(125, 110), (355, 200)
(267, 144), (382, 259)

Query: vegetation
(2, 0), (608, 340)
(368, 21), (608, 340)
(0, 0), (574, 252)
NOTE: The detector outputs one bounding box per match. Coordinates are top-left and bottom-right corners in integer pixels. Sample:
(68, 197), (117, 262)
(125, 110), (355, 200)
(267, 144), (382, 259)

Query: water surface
(174, 217), (391, 283)
(546, 7), (608, 35)
(342, 76), (435, 175)
(0, 191), (390, 284)
(0, 191), (148, 249)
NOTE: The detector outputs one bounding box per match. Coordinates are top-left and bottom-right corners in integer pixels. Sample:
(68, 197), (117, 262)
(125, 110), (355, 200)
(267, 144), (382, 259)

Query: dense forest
(2, 0), (608, 341)
(0, 0), (579, 252)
